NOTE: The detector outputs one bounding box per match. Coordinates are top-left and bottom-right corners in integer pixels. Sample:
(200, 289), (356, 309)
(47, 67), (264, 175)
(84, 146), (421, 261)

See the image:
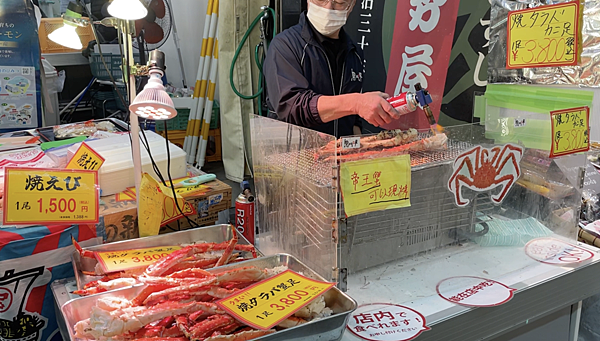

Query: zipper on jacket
(315, 45), (337, 95)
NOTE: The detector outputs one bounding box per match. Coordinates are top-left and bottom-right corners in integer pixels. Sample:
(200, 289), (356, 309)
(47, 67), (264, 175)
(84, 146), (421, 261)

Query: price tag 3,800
(95, 246), (182, 273)
(550, 106), (590, 157)
(217, 270), (334, 330)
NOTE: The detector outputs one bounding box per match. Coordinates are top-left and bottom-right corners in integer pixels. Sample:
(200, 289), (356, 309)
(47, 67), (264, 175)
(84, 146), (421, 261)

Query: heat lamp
(107, 0), (148, 21)
(48, 2), (86, 50)
(129, 50), (177, 120)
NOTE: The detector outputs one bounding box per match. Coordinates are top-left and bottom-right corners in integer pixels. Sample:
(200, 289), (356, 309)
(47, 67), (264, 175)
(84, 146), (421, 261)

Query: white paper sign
(525, 237), (594, 265)
(342, 137), (361, 150)
(347, 303), (429, 341)
(436, 276), (516, 307)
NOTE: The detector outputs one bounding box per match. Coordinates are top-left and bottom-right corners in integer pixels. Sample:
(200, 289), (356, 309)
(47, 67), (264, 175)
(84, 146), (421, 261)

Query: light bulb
(108, 0), (148, 20)
(48, 24), (82, 50)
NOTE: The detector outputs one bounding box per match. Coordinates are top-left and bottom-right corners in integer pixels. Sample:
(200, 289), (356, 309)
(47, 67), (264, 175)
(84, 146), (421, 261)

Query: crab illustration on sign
(448, 144), (524, 207)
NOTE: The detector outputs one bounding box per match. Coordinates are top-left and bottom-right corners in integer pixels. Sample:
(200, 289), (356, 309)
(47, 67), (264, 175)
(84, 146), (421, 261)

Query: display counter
(250, 114), (598, 340)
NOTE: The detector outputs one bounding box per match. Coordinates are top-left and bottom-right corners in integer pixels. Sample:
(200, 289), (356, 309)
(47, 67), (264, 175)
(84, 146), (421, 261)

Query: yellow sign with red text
(550, 106), (590, 157)
(217, 270), (334, 330)
(3, 167), (99, 225)
(95, 246), (182, 273)
(340, 155), (412, 217)
(507, 2), (581, 69)
(66, 142), (105, 171)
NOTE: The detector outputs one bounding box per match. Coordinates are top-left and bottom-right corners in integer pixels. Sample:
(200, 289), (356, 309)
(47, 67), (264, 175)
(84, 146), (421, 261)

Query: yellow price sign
(66, 142), (105, 171)
(506, 1), (581, 69)
(3, 167), (99, 225)
(340, 155), (411, 217)
(550, 106), (590, 157)
(95, 246), (182, 273)
(217, 270), (334, 330)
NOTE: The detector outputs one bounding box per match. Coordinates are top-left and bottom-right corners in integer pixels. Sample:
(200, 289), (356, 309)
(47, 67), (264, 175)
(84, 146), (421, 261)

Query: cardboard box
(97, 178), (232, 242)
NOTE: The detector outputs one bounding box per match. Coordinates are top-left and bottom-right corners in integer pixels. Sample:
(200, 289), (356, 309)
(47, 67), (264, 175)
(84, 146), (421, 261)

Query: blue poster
(0, 0), (42, 131)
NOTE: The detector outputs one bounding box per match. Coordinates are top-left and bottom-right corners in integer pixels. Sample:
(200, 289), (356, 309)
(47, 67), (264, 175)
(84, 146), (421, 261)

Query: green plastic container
(156, 101), (220, 131)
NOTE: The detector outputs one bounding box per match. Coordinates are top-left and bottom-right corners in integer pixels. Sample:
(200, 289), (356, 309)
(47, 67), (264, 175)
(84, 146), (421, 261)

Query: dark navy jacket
(264, 12), (364, 137)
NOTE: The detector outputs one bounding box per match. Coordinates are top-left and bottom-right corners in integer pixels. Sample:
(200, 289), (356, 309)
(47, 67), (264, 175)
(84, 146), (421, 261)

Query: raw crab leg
(143, 277), (218, 305)
(188, 314), (237, 340)
(74, 300), (223, 338)
(215, 232), (238, 267)
(330, 133), (448, 163)
(146, 240), (256, 277)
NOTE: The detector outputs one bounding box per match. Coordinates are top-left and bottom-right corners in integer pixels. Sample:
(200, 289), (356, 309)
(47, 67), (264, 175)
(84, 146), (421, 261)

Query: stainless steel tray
(73, 224), (257, 290)
(60, 254), (357, 341)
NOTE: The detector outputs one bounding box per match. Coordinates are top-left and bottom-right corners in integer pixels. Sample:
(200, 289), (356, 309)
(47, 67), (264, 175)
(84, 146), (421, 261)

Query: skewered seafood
(327, 133), (448, 163)
(317, 128), (419, 160)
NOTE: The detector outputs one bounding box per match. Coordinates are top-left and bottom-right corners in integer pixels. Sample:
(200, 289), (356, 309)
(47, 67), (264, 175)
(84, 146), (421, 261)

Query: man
(264, 0), (399, 137)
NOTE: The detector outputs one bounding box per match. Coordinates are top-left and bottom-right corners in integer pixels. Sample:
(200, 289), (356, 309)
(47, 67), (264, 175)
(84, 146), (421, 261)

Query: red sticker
(525, 237), (594, 265)
(347, 303), (429, 341)
(436, 276), (516, 307)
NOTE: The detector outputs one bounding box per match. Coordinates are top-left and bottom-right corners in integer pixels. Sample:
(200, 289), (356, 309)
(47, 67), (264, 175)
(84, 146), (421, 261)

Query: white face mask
(307, 3), (349, 37)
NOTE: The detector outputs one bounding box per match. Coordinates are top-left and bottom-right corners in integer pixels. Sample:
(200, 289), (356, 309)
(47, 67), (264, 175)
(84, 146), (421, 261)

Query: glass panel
(336, 123), (587, 324)
(251, 115), (339, 282)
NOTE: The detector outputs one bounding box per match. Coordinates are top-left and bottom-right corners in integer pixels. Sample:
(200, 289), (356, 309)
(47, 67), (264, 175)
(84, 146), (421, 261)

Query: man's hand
(317, 92), (400, 127)
(354, 92), (400, 127)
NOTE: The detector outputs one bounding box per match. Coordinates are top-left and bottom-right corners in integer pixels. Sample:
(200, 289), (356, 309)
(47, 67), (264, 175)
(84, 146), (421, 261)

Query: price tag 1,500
(217, 270), (334, 330)
(3, 167), (100, 225)
(95, 246), (182, 273)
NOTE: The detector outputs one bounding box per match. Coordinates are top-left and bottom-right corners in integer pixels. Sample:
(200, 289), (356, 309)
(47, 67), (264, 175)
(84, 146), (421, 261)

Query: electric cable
(164, 121), (201, 229)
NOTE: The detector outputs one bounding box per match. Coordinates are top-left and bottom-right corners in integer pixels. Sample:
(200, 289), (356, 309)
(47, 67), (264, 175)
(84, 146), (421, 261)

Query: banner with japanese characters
(0, 0), (42, 131)
(345, 0), (491, 130)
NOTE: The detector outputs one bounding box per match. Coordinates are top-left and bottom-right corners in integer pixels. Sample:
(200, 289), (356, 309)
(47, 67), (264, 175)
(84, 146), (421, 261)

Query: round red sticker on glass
(347, 303), (429, 341)
(436, 276), (515, 307)
(525, 237), (594, 265)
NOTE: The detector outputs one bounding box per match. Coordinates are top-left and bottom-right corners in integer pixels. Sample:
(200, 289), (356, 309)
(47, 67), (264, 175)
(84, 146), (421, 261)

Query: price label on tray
(340, 155), (411, 217)
(3, 167), (100, 225)
(66, 142), (105, 171)
(550, 106), (590, 157)
(216, 270), (334, 330)
(95, 246), (182, 273)
(506, 1), (581, 69)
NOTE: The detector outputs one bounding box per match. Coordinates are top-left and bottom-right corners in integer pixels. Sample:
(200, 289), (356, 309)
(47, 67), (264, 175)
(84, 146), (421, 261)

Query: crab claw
(72, 236), (95, 259)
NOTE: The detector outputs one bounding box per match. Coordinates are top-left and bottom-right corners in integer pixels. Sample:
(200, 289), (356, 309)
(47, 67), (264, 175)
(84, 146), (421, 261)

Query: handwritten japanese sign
(347, 303), (429, 341)
(3, 167), (99, 224)
(216, 270), (334, 330)
(525, 237), (594, 265)
(342, 137), (360, 150)
(66, 142), (105, 171)
(550, 106), (590, 157)
(436, 276), (516, 307)
(507, 2), (581, 69)
(340, 155), (411, 217)
(95, 246), (181, 273)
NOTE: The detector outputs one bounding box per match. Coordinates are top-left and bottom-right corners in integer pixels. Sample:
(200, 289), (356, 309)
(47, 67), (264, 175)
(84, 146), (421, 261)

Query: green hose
(229, 7), (276, 106)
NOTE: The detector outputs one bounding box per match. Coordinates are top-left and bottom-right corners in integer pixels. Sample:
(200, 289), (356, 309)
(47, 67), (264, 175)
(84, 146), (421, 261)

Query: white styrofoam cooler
(67, 131), (187, 195)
